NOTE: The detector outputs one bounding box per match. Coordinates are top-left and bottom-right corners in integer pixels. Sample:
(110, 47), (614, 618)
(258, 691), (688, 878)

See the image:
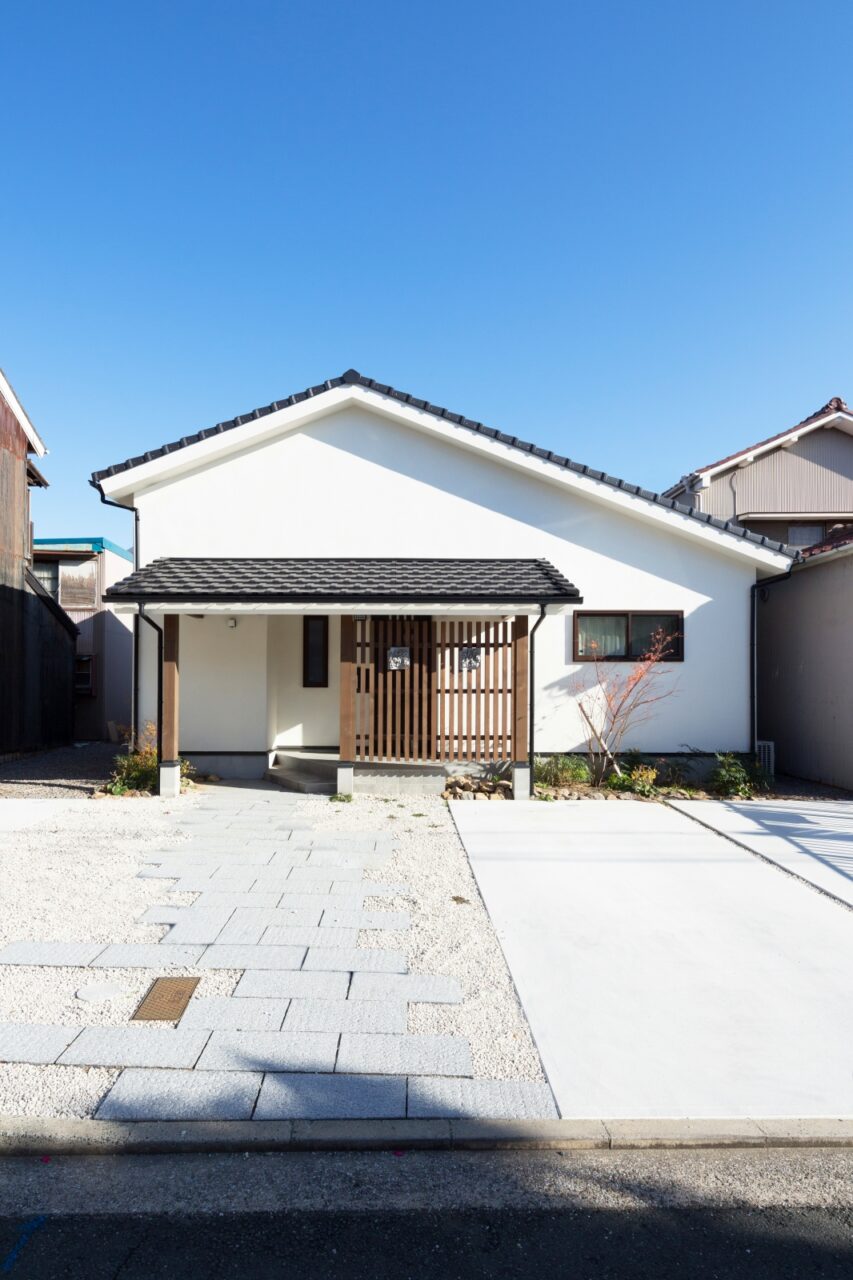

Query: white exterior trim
(693, 410), (853, 481)
(98, 385), (790, 571)
(0, 368), (46, 456)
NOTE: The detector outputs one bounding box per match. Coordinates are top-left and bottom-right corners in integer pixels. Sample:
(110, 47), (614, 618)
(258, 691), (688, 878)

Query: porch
(105, 558), (582, 797)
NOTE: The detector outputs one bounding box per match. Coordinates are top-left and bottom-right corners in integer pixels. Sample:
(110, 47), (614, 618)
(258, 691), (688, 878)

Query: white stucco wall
(131, 404), (758, 756)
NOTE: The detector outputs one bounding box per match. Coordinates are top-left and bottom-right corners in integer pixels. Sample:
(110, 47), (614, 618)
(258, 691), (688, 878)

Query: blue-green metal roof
(32, 537), (133, 562)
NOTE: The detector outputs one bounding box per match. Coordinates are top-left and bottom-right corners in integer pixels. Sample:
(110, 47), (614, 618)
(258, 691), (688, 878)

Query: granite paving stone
(250, 872), (320, 892)
(90, 944), (206, 969)
(336, 1033), (473, 1078)
(96, 1068), (263, 1120)
(208, 871), (260, 891)
(196, 1029), (338, 1073)
(320, 909), (412, 930)
(302, 947), (407, 973)
(58, 1026), (210, 1068)
(277, 892), (365, 913)
(260, 926), (358, 948)
(348, 973), (463, 1003)
(162, 908), (236, 945)
(406, 1077), (559, 1119)
(283, 999), (407, 1034)
(194, 891), (285, 910)
(0, 1023), (83, 1064)
(287, 867), (364, 885)
(178, 996), (290, 1031)
(0, 941), (106, 967)
(254, 1072), (406, 1119)
(354, 882), (411, 899)
(214, 908), (285, 946)
(232, 970), (350, 1000)
(197, 944), (306, 970)
(138, 906), (186, 924)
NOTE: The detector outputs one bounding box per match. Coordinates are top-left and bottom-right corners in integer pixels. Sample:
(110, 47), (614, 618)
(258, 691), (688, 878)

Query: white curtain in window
(578, 615), (627, 657)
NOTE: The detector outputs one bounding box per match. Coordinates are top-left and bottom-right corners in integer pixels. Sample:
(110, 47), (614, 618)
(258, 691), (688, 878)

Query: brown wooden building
(0, 369), (76, 758)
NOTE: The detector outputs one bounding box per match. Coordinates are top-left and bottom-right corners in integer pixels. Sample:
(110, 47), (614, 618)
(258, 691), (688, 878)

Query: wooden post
(339, 615), (356, 762)
(512, 614), (529, 762)
(162, 614), (180, 761)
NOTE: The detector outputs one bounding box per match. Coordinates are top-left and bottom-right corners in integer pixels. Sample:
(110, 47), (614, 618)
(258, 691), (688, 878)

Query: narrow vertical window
(303, 616), (329, 687)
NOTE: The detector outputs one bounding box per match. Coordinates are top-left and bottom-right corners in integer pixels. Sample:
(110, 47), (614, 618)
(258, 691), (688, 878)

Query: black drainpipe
(528, 603), (548, 795)
(138, 605), (164, 763)
(91, 480), (141, 746)
(750, 558), (798, 754)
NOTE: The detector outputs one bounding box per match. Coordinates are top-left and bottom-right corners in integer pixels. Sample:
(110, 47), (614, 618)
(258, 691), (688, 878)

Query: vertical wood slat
(474, 620), (482, 761)
(484, 621), (492, 762)
(448, 620), (456, 762)
(377, 617), (385, 761)
(429, 622), (437, 761)
(339, 616), (356, 762)
(513, 614), (529, 763)
(499, 619), (508, 760)
(436, 621), (444, 761)
(162, 614), (180, 761)
(421, 621), (428, 761)
(402, 618), (409, 761)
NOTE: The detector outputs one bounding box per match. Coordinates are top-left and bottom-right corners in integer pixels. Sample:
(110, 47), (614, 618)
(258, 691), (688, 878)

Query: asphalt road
(0, 1149), (851, 1277)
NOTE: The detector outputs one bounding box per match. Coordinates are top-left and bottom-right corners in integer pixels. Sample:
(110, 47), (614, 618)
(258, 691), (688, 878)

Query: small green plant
(329, 793), (353, 803)
(106, 723), (194, 795)
(534, 755), (591, 787)
(411, 812), (426, 818)
(606, 763), (659, 797)
(709, 753), (754, 798)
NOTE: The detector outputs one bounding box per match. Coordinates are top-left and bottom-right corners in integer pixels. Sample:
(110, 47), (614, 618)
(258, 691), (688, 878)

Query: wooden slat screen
(352, 617), (519, 762)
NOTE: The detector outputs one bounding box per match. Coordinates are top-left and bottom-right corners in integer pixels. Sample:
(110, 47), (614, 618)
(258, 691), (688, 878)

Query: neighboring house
(663, 397), (853, 550)
(31, 538), (134, 741)
(757, 526), (853, 792)
(90, 369), (792, 796)
(0, 369), (76, 758)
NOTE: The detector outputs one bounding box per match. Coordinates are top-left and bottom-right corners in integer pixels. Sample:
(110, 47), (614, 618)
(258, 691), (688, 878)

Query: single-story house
(757, 526), (853, 791)
(90, 370), (792, 796)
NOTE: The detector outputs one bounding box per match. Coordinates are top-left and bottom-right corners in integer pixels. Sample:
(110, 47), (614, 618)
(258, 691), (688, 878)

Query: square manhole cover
(132, 976), (200, 1022)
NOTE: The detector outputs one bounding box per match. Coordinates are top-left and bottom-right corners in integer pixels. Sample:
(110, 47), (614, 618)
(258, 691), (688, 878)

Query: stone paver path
(0, 785), (558, 1121)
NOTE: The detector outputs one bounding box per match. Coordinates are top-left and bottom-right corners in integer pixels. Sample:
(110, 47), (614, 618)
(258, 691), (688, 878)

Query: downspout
(91, 479), (140, 745)
(138, 605), (163, 764)
(750, 557), (798, 755)
(528, 603), (548, 796)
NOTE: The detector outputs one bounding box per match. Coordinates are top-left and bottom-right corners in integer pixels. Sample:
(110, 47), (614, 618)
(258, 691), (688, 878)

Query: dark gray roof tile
(105, 557), (581, 605)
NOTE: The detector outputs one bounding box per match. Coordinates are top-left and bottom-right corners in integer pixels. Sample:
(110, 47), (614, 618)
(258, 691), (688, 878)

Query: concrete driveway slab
(669, 799), (853, 908)
(453, 800), (853, 1118)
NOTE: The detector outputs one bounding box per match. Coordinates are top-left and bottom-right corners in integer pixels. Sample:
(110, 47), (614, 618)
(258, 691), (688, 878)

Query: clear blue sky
(3, 0), (852, 547)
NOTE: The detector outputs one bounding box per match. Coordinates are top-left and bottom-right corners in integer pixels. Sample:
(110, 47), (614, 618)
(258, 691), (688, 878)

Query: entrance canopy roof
(106, 556), (582, 615)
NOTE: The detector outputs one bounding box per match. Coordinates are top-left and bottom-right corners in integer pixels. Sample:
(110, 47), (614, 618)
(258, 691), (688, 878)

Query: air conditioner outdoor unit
(755, 740), (775, 777)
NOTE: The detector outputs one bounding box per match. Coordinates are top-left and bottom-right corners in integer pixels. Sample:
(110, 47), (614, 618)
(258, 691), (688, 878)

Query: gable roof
(663, 396), (853, 497)
(105, 556), (582, 605)
(90, 368), (792, 562)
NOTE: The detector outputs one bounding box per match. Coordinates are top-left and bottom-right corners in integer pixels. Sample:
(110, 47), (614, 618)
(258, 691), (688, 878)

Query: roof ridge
(90, 370), (791, 558)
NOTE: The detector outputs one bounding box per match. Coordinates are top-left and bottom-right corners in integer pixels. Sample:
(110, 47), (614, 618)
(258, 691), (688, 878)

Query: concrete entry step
(266, 750), (337, 795)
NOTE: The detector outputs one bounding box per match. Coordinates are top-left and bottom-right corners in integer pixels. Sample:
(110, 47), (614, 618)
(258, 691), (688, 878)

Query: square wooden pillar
(160, 614), (181, 797)
(512, 614), (529, 763)
(339, 616), (356, 788)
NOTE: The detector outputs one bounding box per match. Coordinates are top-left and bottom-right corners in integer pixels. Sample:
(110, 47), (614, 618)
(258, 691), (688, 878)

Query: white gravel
(0, 794), (238, 1117)
(0, 786), (546, 1116)
(302, 794), (545, 1081)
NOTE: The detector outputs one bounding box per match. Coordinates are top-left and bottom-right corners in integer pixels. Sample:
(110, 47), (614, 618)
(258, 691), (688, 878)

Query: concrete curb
(1, 1116), (852, 1155)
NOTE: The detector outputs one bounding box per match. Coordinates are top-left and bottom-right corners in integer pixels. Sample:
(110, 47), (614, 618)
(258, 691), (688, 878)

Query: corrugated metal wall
(704, 427), (853, 518)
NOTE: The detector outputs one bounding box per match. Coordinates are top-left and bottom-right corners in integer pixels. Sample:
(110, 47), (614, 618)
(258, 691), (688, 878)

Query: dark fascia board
(90, 368), (791, 556)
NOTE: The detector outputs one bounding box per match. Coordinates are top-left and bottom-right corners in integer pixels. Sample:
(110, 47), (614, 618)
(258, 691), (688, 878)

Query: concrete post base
(512, 763), (531, 800)
(336, 764), (354, 797)
(159, 761), (181, 799)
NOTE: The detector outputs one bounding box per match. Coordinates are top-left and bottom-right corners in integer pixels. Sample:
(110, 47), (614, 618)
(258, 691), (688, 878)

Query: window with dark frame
(573, 611), (683, 662)
(302, 616), (329, 687)
(74, 655), (95, 695)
